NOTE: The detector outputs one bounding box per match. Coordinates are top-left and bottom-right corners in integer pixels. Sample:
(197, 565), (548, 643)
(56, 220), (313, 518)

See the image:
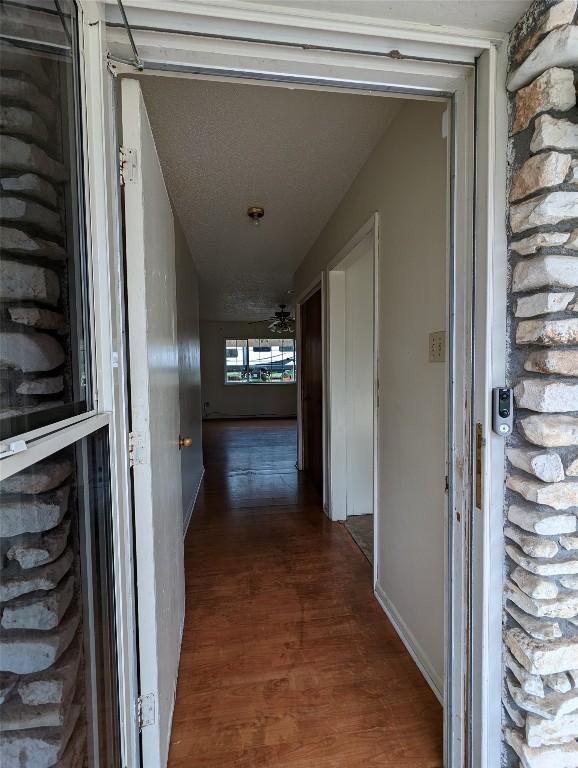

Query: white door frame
(94, 10), (507, 768)
(326, 215), (379, 582)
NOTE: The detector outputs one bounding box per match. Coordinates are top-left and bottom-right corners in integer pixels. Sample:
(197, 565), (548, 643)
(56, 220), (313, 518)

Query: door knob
(179, 436), (193, 449)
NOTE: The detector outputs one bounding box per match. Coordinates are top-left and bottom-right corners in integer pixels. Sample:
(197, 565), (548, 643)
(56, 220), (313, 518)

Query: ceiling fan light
(264, 304), (295, 334)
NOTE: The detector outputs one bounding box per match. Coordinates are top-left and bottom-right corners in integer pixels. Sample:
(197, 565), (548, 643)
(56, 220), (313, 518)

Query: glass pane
(225, 339), (247, 383)
(248, 338), (296, 382)
(0, 0), (91, 439)
(0, 428), (121, 768)
(279, 338), (296, 382)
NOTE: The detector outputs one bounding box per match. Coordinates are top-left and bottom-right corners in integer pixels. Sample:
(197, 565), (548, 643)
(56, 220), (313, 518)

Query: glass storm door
(0, 3), (123, 767)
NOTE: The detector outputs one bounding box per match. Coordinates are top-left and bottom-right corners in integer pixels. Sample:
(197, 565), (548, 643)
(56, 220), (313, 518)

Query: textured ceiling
(139, 77), (400, 321)
(237, 0), (532, 35)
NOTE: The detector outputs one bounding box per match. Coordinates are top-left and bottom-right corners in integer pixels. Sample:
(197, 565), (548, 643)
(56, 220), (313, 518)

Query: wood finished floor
(168, 419), (443, 768)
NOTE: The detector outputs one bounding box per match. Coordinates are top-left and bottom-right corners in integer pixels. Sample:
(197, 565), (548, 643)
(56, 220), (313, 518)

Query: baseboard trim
(374, 582), (443, 703)
(183, 467), (205, 536)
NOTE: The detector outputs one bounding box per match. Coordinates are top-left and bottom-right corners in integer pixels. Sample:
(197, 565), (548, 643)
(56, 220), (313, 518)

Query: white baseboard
(183, 467), (205, 535)
(374, 582), (443, 703)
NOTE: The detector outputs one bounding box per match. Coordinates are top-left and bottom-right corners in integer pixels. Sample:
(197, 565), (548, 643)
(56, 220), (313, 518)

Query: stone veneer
(0, 36), (86, 768)
(0, 42), (71, 421)
(504, 1), (578, 765)
(0, 452), (85, 768)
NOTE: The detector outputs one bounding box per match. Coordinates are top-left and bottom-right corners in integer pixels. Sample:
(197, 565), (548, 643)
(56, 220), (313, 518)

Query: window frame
(0, 411), (122, 767)
(223, 336), (297, 386)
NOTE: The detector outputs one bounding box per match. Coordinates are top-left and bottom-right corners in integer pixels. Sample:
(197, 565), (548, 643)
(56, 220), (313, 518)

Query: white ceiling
(140, 77), (400, 321)
(236, 0), (532, 35)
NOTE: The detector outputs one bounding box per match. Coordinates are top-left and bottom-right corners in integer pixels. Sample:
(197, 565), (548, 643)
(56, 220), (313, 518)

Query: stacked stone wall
(504, 1), (578, 765)
(0, 451), (85, 768)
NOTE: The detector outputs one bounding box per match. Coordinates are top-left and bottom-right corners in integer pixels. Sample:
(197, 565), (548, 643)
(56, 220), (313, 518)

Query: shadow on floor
(344, 514), (374, 565)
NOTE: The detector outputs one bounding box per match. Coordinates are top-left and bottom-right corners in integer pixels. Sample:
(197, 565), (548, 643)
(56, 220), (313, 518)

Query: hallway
(168, 419), (442, 767)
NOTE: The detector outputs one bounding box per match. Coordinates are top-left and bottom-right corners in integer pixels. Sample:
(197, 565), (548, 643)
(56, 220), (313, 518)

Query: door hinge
(128, 431), (146, 468)
(136, 692), (155, 731)
(119, 145), (138, 186)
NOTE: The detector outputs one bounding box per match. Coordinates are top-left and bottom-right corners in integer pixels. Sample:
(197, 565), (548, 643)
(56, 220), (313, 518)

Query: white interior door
(121, 78), (184, 768)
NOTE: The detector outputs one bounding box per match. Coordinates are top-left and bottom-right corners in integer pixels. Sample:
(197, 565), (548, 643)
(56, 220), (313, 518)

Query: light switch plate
(428, 331), (446, 363)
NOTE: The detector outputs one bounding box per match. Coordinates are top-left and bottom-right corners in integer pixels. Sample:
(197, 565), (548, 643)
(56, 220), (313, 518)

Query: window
(225, 338), (296, 384)
(0, 0), (91, 440)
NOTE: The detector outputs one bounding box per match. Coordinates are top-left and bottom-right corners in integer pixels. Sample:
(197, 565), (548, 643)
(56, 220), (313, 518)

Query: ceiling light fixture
(247, 206), (264, 227)
(268, 304), (294, 334)
(247, 304), (295, 334)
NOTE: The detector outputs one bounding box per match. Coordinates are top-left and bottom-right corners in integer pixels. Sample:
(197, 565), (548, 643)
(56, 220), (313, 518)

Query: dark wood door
(300, 289), (323, 495)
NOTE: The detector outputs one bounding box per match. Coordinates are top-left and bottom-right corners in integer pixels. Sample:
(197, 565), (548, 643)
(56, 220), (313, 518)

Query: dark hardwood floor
(168, 419), (443, 768)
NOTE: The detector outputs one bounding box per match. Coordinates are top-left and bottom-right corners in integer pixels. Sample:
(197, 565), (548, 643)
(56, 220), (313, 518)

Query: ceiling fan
(250, 304), (295, 334)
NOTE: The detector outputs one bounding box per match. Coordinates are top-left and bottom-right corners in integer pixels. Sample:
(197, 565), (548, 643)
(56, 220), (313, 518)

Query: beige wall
(174, 217), (204, 530)
(295, 99), (448, 691)
(201, 320), (297, 419)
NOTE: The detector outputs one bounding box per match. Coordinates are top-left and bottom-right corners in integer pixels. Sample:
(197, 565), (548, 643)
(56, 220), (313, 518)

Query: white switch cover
(428, 331), (446, 362)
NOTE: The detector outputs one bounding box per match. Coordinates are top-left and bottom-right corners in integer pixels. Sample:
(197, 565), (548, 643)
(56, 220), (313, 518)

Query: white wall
(200, 320), (297, 419)
(295, 99), (448, 693)
(174, 218), (204, 530)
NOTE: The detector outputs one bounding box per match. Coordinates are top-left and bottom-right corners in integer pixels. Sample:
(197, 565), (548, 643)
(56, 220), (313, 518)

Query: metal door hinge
(119, 145), (138, 186)
(136, 692), (155, 731)
(128, 431), (146, 468)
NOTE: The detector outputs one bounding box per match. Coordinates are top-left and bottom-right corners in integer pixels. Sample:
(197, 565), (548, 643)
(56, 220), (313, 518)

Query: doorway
(327, 218), (377, 571)
(299, 288), (323, 497)
(112, 45), (484, 765)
